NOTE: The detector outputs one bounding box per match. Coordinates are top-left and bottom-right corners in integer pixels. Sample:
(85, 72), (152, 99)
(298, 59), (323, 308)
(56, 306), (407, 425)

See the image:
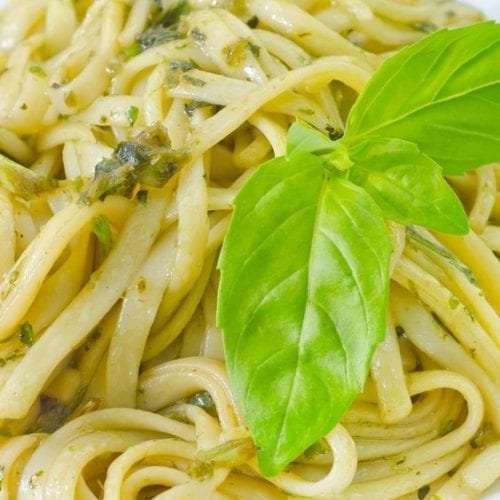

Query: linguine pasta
(0, 0), (498, 498)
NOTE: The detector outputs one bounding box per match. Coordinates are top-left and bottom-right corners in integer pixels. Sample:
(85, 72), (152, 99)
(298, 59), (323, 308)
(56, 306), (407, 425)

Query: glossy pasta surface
(0, 0), (498, 499)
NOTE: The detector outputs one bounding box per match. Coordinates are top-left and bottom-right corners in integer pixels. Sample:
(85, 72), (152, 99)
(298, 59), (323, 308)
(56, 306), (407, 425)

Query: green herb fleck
(448, 296), (459, 310)
(190, 27), (206, 44)
(183, 74), (206, 87)
(183, 100), (211, 117)
(29, 65), (47, 77)
(19, 322), (34, 347)
(126, 105), (139, 126)
(137, 277), (147, 293)
(92, 215), (113, 256)
(0, 464), (4, 490)
(325, 125), (344, 141)
(248, 41), (260, 58)
(247, 16), (259, 28)
(395, 325), (405, 337)
(136, 189), (148, 204)
(418, 485), (430, 499)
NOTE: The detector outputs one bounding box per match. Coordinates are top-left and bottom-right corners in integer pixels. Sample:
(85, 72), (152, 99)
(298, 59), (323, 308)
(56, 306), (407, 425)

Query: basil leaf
(287, 121), (336, 156)
(345, 22), (500, 174)
(218, 154), (392, 475)
(347, 137), (468, 234)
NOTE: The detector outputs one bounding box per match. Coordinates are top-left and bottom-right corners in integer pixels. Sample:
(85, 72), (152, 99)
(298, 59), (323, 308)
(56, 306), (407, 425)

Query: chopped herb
(395, 325), (405, 337)
(169, 60), (195, 72)
(0, 465), (4, 490)
(411, 21), (438, 33)
(92, 215), (113, 256)
(29, 396), (71, 433)
(136, 27), (179, 51)
(29, 65), (47, 77)
(136, 189), (148, 204)
(418, 485), (430, 499)
(247, 15), (259, 28)
(437, 419), (454, 437)
(20, 103), (27, 110)
(187, 391), (217, 416)
(448, 296), (459, 310)
(190, 27), (206, 44)
(122, 42), (141, 59)
(183, 74), (206, 87)
(183, 100), (211, 117)
(137, 277), (147, 292)
(126, 105), (139, 126)
(470, 424), (495, 449)
(325, 125), (344, 141)
(28, 470), (44, 489)
(396, 457), (406, 466)
(81, 124), (187, 204)
(248, 41), (260, 58)
(154, 0), (188, 27)
(19, 322), (34, 347)
(298, 108), (315, 116)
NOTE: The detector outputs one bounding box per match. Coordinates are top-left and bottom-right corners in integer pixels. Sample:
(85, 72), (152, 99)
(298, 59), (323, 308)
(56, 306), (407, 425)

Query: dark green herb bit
(137, 277), (147, 292)
(19, 322), (34, 347)
(248, 41), (260, 58)
(325, 125), (344, 141)
(92, 215), (113, 256)
(122, 42), (141, 60)
(0, 464), (4, 491)
(470, 424), (495, 449)
(190, 27), (206, 44)
(126, 105), (139, 126)
(29, 396), (71, 433)
(395, 325), (405, 337)
(187, 390), (217, 416)
(136, 189), (148, 204)
(418, 484), (431, 499)
(183, 100), (211, 117)
(169, 60), (196, 72)
(0, 153), (58, 200)
(135, 0), (188, 52)
(183, 74), (206, 87)
(246, 15), (259, 28)
(80, 124), (188, 204)
(136, 27), (179, 51)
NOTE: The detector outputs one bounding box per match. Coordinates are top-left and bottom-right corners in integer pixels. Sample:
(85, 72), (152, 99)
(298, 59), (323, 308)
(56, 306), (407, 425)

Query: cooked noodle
(0, 0), (497, 498)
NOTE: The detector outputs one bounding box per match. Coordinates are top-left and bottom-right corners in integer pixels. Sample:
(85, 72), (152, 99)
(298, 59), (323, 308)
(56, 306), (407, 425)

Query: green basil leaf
(217, 153), (392, 475)
(287, 121), (336, 156)
(347, 137), (469, 234)
(344, 22), (500, 174)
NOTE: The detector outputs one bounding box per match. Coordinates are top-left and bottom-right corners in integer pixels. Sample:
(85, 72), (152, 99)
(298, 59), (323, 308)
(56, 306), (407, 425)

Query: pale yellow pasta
(0, 1), (497, 499)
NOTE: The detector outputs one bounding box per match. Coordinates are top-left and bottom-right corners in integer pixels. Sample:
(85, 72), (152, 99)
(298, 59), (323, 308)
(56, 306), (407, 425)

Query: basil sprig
(217, 22), (500, 476)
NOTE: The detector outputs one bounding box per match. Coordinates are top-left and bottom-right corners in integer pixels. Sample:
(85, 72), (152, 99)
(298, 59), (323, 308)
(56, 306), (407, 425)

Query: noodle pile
(0, 0), (498, 498)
